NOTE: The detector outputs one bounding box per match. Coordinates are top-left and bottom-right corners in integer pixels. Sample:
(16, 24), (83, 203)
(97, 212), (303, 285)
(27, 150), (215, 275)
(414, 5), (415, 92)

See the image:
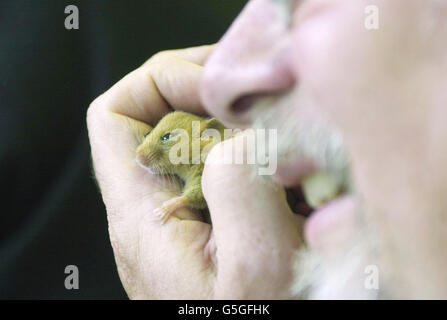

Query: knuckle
(86, 96), (103, 127)
(147, 49), (176, 65)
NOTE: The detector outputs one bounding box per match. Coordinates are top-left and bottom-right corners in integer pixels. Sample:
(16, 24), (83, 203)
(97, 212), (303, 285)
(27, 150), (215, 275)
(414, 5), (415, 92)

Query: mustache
(251, 89), (350, 174)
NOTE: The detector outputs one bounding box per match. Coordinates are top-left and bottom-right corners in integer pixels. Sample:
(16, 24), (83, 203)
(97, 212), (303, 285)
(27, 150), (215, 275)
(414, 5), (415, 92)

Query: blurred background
(0, 0), (246, 299)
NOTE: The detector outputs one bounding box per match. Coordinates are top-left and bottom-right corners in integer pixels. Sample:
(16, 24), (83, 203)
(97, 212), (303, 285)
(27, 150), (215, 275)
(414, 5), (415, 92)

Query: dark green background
(0, 0), (246, 299)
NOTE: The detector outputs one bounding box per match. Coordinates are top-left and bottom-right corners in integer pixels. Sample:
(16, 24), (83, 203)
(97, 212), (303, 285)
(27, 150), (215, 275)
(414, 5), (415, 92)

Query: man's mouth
(275, 157), (355, 249)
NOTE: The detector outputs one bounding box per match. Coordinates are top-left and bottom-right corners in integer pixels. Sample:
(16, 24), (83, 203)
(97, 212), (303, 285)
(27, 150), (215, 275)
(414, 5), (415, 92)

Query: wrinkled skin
(87, 0), (447, 299)
(200, 0), (447, 298)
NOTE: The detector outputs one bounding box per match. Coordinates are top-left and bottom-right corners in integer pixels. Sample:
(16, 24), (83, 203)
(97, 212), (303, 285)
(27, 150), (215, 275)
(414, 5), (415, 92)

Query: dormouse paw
(154, 207), (171, 224)
(153, 196), (186, 224)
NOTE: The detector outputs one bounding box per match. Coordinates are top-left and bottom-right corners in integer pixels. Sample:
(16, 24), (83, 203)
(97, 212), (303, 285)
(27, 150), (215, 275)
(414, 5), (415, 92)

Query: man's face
(200, 0), (447, 298)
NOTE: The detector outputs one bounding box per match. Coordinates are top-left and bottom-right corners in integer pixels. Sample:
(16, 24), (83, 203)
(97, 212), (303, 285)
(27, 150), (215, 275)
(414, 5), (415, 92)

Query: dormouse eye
(160, 133), (171, 141)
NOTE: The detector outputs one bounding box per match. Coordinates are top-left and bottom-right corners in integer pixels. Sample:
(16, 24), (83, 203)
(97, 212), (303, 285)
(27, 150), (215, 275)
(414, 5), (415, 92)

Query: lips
(304, 194), (357, 249)
(273, 155), (315, 187)
(275, 159), (355, 249)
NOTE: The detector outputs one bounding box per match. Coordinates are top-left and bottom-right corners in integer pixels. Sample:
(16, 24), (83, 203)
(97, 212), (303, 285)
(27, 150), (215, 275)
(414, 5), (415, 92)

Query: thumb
(202, 133), (303, 298)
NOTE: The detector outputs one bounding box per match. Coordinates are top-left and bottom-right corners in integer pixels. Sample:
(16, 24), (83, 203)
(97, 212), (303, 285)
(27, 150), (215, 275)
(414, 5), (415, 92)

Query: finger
(96, 44), (215, 124)
(202, 134), (303, 298)
(87, 45), (215, 217)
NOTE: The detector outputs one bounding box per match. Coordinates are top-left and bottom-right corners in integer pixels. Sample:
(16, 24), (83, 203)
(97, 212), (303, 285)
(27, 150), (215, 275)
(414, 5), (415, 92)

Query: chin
(291, 211), (381, 300)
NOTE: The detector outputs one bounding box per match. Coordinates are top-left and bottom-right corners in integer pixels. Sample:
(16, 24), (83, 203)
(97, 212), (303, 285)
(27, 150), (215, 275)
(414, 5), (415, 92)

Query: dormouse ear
(204, 117), (224, 130)
(137, 122), (153, 141)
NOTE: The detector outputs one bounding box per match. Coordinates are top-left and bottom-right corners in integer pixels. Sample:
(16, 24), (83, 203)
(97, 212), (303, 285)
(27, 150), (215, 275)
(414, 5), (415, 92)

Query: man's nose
(200, 0), (296, 128)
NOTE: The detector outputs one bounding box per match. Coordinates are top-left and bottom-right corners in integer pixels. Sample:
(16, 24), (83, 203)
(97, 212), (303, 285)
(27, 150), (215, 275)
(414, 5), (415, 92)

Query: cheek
(290, 4), (373, 118)
(144, 146), (161, 162)
(292, 12), (342, 85)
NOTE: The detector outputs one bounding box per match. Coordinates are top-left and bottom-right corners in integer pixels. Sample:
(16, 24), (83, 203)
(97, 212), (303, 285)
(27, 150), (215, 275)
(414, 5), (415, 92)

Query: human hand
(87, 45), (303, 299)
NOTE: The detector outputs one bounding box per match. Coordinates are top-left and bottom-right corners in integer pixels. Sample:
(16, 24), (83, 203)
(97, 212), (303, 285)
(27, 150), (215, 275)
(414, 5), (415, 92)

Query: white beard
(291, 222), (380, 300)
(251, 87), (382, 299)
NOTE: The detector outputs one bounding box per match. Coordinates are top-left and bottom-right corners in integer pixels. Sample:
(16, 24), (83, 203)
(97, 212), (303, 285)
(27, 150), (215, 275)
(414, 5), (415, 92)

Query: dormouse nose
(200, 0), (296, 128)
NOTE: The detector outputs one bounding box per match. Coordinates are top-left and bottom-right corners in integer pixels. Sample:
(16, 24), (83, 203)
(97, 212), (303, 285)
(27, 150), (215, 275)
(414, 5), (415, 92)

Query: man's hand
(87, 45), (303, 299)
